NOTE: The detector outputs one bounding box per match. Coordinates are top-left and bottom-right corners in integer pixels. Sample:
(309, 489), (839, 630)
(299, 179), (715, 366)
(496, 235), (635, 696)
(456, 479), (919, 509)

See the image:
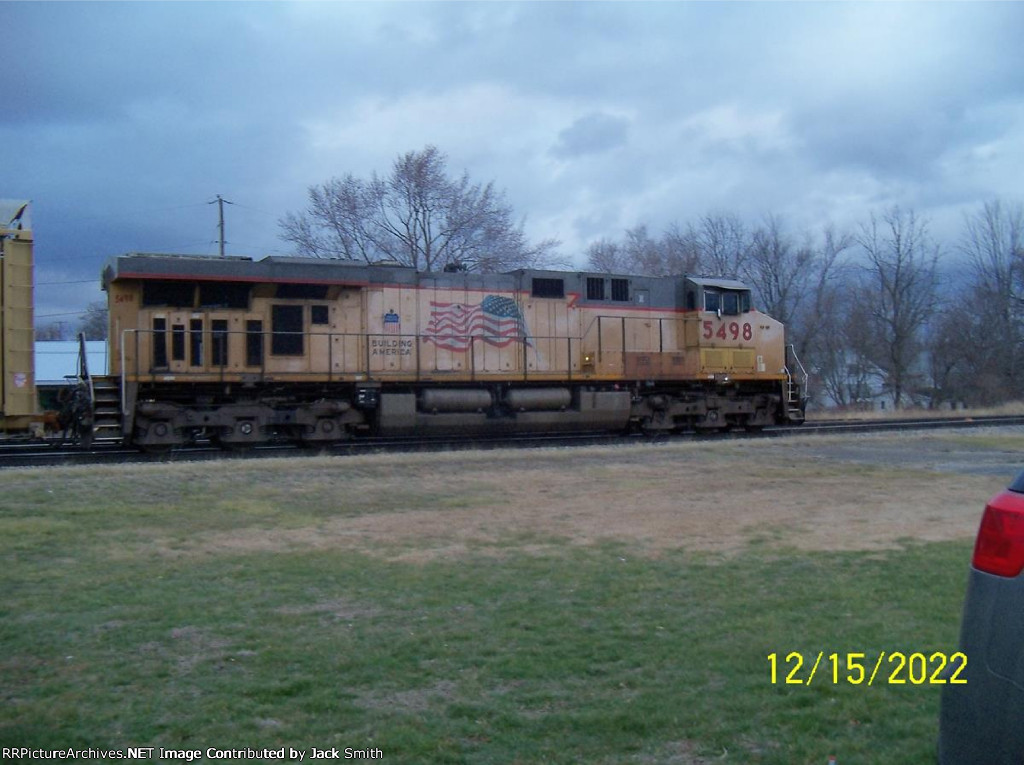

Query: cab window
(722, 292), (739, 316)
(705, 289), (750, 315)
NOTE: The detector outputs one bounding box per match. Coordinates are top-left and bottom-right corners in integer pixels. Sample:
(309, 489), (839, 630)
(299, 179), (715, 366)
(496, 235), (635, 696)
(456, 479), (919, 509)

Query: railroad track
(1, 414), (1022, 469)
(796, 413), (1024, 435)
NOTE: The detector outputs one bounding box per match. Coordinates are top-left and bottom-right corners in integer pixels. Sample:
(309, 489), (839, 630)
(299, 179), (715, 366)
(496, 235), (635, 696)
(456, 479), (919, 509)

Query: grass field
(1, 430), (1018, 763)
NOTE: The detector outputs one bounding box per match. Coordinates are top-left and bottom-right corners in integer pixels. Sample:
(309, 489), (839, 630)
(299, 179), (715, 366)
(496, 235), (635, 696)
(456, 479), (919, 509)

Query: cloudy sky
(4, 1), (1022, 327)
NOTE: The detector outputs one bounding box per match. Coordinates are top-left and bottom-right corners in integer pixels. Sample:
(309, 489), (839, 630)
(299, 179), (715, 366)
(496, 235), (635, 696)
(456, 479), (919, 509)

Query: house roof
(34, 341), (108, 385)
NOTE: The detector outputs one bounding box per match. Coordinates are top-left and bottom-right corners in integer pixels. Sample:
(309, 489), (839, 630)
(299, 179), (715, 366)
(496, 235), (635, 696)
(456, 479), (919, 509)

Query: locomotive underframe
(126, 378), (791, 449)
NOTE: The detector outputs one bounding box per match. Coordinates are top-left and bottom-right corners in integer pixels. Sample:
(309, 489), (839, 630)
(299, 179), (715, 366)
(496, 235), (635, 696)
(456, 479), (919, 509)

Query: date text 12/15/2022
(767, 651), (967, 686)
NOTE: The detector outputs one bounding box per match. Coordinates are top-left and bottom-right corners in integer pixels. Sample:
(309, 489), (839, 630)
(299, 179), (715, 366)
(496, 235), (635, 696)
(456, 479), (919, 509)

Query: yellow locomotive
(103, 253), (806, 449)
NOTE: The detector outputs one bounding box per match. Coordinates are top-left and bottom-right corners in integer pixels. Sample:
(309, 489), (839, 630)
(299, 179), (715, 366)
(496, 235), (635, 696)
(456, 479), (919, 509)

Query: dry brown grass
(94, 427), (1019, 564)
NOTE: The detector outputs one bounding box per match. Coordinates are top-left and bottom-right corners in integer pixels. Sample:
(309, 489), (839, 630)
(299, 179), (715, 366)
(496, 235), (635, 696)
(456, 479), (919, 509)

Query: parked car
(938, 469), (1024, 764)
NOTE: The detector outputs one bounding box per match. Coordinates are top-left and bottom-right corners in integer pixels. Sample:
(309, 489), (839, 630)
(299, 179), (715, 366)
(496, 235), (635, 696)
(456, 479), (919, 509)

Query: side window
(152, 318), (168, 368)
(311, 305), (329, 325)
(271, 305), (304, 355)
(246, 320), (263, 367)
(531, 278), (565, 298)
(704, 290), (720, 313)
(172, 324), (186, 361)
(211, 319), (229, 366)
(611, 278), (629, 302)
(189, 319), (204, 366)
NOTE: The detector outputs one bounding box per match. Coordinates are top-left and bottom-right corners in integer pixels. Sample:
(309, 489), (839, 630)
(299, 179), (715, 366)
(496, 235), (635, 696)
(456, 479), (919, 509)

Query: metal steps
(67, 334), (124, 445)
(785, 344), (809, 423)
(90, 375), (123, 442)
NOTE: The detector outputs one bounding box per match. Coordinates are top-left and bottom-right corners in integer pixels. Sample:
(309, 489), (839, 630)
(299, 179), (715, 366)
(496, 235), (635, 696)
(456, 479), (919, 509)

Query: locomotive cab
(670, 276), (797, 430)
(684, 277), (752, 317)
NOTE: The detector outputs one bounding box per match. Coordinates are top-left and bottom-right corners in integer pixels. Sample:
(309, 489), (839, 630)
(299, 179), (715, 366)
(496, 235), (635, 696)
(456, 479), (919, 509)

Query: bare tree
(791, 224), (855, 407)
(585, 238), (627, 273)
(280, 146), (559, 272)
(585, 223), (700, 276)
(855, 207), (940, 408)
(623, 225), (665, 275)
(660, 222), (702, 275)
(280, 174), (378, 262)
(79, 302), (109, 341)
(832, 287), (889, 408)
(799, 224), (854, 355)
(742, 215), (814, 329)
(36, 322), (72, 341)
(925, 302), (975, 407)
(814, 307), (857, 408)
(693, 212), (747, 278)
(958, 200), (1024, 401)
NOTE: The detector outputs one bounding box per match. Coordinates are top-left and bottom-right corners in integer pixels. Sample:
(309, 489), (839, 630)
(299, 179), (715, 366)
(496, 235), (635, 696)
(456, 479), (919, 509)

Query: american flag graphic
(426, 295), (528, 352)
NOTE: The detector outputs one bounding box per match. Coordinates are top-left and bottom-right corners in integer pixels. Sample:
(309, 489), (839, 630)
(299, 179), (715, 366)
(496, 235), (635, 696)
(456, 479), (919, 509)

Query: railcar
(102, 253), (807, 450)
(0, 203), (38, 435)
(2, 203), (102, 445)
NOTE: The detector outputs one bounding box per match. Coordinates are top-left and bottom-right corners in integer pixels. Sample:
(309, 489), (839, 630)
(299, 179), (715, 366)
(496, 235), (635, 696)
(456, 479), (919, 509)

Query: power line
(36, 310), (96, 319)
(230, 201), (278, 219)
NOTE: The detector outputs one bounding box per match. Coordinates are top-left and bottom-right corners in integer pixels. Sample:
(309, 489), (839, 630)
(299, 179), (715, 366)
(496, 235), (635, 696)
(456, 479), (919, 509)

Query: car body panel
(938, 474), (1024, 764)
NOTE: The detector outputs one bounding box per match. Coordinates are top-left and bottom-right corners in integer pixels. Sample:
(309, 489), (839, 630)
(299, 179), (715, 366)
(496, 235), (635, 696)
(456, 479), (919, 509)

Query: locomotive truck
(102, 252), (807, 450)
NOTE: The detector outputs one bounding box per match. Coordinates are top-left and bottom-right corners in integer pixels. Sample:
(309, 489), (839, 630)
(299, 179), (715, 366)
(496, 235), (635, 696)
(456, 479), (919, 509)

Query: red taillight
(972, 491), (1024, 578)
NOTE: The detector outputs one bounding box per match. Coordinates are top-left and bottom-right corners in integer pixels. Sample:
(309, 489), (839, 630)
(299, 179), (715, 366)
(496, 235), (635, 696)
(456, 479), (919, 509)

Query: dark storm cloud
(772, 3), (1024, 189)
(3, 1), (1023, 325)
(551, 113), (629, 158)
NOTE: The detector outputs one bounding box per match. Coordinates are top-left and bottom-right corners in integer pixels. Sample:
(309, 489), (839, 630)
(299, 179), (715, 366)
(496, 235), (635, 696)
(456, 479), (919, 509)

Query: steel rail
(1, 414), (1023, 469)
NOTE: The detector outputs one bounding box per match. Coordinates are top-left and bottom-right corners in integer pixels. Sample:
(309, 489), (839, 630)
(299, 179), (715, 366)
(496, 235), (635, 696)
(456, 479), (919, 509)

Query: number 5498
(703, 320), (753, 342)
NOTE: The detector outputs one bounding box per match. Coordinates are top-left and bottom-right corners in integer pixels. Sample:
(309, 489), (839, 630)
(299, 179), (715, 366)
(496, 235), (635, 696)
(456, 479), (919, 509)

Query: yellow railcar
(1, 202), (40, 434)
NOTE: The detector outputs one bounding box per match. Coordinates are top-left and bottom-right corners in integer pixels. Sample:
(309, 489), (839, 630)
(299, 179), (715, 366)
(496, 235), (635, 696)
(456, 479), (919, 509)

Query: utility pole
(209, 195), (233, 256)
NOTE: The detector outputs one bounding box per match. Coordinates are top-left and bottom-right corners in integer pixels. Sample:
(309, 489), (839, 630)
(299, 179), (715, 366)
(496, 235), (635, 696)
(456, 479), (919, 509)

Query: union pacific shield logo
(426, 296), (529, 352)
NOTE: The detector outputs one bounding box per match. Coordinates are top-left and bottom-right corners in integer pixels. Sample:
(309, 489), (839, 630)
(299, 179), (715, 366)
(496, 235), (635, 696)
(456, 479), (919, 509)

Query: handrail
(118, 324), (773, 383)
(785, 343), (809, 403)
(121, 328), (128, 416)
(119, 328), (589, 382)
(77, 332), (94, 409)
